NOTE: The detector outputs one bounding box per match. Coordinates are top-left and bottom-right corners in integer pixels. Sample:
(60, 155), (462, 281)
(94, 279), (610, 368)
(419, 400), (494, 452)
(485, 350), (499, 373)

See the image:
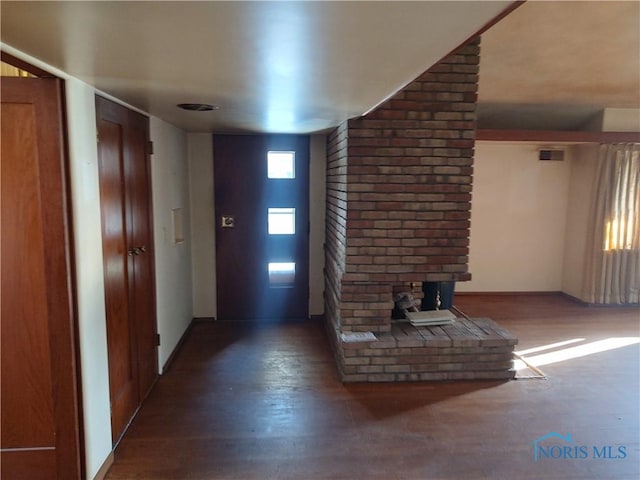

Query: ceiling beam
(1, 51), (54, 78)
(476, 129), (640, 143)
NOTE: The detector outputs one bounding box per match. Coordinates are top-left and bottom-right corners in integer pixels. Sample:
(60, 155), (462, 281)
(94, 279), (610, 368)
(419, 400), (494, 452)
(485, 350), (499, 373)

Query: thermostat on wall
(539, 149), (565, 161)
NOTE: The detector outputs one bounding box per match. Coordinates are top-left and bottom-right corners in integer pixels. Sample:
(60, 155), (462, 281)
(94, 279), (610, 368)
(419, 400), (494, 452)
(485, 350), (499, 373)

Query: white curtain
(583, 143), (640, 304)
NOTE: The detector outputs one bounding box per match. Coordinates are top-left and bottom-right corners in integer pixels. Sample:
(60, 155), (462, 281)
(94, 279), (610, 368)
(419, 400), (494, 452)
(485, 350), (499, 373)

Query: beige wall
(188, 134), (326, 318)
(188, 134), (217, 318)
(602, 108), (640, 132)
(309, 135), (327, 315)
(561, 144), (598, 300)
(458, 142), (573, 292)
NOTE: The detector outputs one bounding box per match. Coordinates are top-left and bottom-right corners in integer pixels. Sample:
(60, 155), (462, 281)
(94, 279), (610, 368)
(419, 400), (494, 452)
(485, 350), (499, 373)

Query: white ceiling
(2, 1), (638, 134)
(1, 0), (512, 133)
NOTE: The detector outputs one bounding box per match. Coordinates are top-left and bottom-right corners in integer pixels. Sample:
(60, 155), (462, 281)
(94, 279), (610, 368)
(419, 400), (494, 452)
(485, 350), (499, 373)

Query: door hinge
(96, 133), (99, 143)
(156, 333), (161, 346)
(148, 141), (154, 155)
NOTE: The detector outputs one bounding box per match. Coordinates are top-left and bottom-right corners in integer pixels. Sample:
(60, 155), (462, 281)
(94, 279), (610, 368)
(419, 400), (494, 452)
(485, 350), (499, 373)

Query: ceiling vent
(177, 103), (219, 111)
(538, 149), (565, 161)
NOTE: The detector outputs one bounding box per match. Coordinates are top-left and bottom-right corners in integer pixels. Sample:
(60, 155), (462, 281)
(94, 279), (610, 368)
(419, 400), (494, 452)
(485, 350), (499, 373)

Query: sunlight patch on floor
(515, 337), (640, 370)
(516, 338), (585, 356)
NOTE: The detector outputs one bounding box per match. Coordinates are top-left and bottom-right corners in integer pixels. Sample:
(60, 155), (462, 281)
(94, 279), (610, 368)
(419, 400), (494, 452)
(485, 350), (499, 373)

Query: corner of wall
(561, 144), (599, 300)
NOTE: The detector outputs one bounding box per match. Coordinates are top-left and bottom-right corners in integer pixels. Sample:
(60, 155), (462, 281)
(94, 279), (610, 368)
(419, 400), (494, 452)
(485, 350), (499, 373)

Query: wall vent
(539, 149), (565, 161)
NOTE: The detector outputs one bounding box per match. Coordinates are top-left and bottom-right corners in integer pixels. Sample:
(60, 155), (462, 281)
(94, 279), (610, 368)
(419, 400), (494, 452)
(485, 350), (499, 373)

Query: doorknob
(221, 216), (235, 228)
(127, 246), (147, 256)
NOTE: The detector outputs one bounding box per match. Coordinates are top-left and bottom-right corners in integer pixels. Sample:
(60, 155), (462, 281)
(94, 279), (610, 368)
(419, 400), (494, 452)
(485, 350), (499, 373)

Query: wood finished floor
(105, 294), (640, 480)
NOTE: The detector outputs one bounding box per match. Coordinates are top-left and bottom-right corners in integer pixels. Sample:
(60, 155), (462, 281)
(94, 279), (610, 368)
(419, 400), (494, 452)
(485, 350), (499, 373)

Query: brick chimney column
(325, 37), (480, 336)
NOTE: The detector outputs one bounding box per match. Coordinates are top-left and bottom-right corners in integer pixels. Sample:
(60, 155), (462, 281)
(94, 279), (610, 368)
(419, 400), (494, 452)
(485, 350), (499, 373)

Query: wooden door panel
(1, 78), (81, 479)
(1, 102), (56, 448)
(97, 116), (138, 443)
(214, 136), (265, 320)
(126, 113), (157, 400)
(0, 450), (57, 480)
(214, 135), (310, 320)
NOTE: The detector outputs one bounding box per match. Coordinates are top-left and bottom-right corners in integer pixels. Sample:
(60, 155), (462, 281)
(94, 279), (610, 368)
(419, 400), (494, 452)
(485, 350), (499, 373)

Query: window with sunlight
(602, 148), (638, 252)
(604, 215), (635, 251)
(585, 143), (640, 304)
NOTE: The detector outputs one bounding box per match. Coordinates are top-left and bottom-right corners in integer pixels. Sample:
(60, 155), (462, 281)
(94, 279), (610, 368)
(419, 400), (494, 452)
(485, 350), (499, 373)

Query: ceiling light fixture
(177, 103), (219, 111)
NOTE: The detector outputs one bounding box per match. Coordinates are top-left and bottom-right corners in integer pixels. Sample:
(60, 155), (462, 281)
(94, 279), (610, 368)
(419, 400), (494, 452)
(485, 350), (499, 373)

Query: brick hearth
(337, 317), (517, 382)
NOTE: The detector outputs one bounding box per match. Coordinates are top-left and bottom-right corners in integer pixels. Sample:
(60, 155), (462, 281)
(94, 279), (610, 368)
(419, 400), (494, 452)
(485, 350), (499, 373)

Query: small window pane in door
(268, 208), (295, 235)
(267, 151), (295, 179)
(268, 262), (295, 286)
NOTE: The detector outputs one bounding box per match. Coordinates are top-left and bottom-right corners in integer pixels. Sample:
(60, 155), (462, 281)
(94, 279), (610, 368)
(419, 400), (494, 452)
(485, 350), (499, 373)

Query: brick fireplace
(324, 37), (518, 382)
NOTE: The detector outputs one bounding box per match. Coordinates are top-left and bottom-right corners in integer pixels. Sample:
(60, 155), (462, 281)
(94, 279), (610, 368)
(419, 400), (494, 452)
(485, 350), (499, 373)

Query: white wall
(150, 118), (193, 369)
(65, 77), (113, 480)
(2, 44), (194, 479)
(458, 142), (572, 292)
(562, 144), (598, 300)
(188, 134), (217, 318)
(189, 133), (327, 318)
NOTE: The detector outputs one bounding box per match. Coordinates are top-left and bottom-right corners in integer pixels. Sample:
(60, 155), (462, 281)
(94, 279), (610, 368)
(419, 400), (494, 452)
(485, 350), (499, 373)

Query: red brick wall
(325, 123), (348, 332)
(325, 38), (480, 336)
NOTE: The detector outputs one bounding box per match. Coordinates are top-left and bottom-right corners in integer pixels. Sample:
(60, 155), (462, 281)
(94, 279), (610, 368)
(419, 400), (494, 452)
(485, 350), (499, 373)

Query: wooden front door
(214, 135), (310, 320)
(96, 96), (157, 444)
(1, 77), (81, 479)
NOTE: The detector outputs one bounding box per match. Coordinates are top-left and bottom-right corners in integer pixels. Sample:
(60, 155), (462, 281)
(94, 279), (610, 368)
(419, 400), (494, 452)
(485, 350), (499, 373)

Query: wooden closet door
(96, 110), (139, 444)
(126, 112), (157, 401)
(96, 96), (158, 444)
(1, 78), (81, 479)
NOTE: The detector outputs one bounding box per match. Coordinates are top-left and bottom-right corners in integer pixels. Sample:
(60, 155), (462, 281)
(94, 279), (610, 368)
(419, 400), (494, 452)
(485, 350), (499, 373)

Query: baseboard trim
(586, 303), (640, 308)
(560, 292), (640, 308)
(193, 316), (216, 322)
(456, 291), (639, 307)
(455, 291), (562, 296)
(92, 451), (114, 480)
(161, 319), (195, 374)
(559, 292), (587, 305)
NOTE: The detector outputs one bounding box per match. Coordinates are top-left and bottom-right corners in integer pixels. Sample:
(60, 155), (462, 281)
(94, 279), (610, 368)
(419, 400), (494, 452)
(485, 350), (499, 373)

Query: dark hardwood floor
(105, 294), (639, 480)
